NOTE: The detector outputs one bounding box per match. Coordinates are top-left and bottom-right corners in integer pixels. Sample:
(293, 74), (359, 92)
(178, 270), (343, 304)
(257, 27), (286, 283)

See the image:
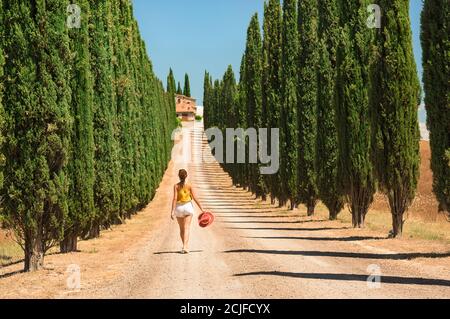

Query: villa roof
(176, 95), (197, 114)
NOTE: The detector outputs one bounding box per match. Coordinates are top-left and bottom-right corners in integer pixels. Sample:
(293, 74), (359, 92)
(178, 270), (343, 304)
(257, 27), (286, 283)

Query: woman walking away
(171, 169), (205, 254)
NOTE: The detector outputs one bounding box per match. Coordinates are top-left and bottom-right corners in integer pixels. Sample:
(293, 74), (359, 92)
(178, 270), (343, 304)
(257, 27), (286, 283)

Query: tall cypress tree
(183, 73), (191, 97)
(262, 0), (282, 205)
(139, 28), (157, 204)
(317, 0), (344, 220)
(297, 0), (319, 216)
(281, 0), (299, 208)
(148, 76), (163, 192)
(177, 81), (183, 95)
(63, 0), (96, 252)
(2, 0), (72, 270)
(210, 79), (221, 129)
(371, 0), (421, 237)
(129, 19), (147, 210)
(222, 66), (238, 176)
(167, 68), (177, 94)
(336, 0), (375, 227)
(129, 6), (147, 213)
(203, 71), (211, 128)
(0, 0), (4, 192)
(110, 0), (128, 220)
(166, 67), (177, 147)
(237, 54), (249, 189)
(113, 0), (139, 219)
(421, 0), (449, 214)
(244, 14), (265, 199)
(166, 70), (178, 137)
(88, 0), (121, 238)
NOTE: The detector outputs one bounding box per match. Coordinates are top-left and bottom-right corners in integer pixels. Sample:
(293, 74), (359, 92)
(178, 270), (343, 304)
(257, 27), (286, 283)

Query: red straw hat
(198, 211), (214, 228)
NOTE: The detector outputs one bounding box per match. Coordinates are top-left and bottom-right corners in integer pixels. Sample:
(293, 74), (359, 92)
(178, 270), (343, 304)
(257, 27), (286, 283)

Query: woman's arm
(171, 185), (177, 220)
(190, 186), (205, 213)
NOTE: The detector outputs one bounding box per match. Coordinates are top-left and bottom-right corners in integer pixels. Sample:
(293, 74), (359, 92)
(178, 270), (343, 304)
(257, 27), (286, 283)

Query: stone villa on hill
(176, 94), (197, 121)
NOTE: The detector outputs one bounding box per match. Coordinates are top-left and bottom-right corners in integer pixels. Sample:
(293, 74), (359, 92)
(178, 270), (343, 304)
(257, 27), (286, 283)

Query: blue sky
(133, 0), (426, 122)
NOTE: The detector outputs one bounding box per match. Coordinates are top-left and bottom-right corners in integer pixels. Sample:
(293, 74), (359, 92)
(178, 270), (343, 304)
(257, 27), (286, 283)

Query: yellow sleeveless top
(177, 185), (192, 204)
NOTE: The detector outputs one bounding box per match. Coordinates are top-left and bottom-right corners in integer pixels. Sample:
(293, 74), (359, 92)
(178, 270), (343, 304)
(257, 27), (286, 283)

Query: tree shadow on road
(202, 205), (275, 210)
(0, 257), (24, 268)
(221, 220), (328, 224)
(216, 215), (304, 219)
(153, 250), (204, 255)
(226, 227), (350, 231)
(224, 249), (450, 260)
(0, 269), (25, 279)
(201, 200), (272, 205)
(211, 209), (289, 215)
(245, 236), (386, 241)
(233, 271), (450, 287)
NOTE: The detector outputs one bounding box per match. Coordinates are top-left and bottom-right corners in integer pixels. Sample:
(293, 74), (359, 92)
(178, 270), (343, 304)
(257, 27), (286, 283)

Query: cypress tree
(166, 68), (177, 153)
(148, 76), (163, 191)
(281, 0), (300, 208)
(297, 0), (319, 216)
(2, 0), (72, 270)
(317, 0), (344, 220)
(336, 0), (375, 227)
(110, 0), (128, 219)
(129, 19), (148, 209)
(135, 29), (153, 205)
(203, 71), (211, 128)
(0, 0), (4, 192)
(421, 0), (450, 214)
(167, 68), (177, 94)
(88, 0), (121, 238)
(214, 79), (223, 132)
(231, 70), (242, 186)
(243, 14), (265, 199)
(262, 0), (282, 205)
(177, 81), (183, 95)
(62, 0), (96, 252)
(163, 73), (177, 165)
(222, 66), (238, 176)
(237, 54), (249, 188)
(166, 67), (177, 145)
(371, 0), (421, 237)
(183, 73), (191, 97)
(113, 0), (139, 219)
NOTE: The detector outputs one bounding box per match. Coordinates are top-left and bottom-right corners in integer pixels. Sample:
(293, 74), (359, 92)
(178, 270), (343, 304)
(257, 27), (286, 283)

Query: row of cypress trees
(0, 0), (177, 271)
(169, 70), (192, 98)
(204, 0), (422, 237)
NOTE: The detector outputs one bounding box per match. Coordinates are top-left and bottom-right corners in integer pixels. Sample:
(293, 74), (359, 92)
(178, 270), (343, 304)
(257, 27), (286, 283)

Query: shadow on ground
(244, 236), (386, 242)
(234, 271), (450, 287)
(154, 250), (204, 255)
(224, 249), (450, 260)
(226, 227), (351, 232)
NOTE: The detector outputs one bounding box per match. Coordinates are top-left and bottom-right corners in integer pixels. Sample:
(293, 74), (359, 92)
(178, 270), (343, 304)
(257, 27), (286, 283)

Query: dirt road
(0, 122), (449, 299)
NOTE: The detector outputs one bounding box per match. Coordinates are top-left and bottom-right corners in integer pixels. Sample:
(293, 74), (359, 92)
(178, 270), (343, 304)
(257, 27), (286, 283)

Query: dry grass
(0, 231), (22, 267)
(311, 203), (450, 245)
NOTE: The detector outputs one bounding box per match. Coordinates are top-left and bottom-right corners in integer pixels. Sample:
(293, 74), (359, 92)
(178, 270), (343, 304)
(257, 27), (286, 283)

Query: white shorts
(175, 202), (195, 218)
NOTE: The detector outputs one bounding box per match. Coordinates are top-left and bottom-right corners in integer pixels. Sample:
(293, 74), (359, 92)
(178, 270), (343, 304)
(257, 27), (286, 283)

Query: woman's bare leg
(182, 215), (193, 251)
(177, 217), (186, 248)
